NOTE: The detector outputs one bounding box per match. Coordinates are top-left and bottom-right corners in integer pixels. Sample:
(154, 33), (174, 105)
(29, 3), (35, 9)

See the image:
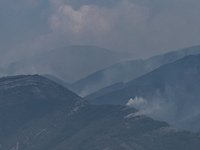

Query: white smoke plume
(126, 96), (175, 122)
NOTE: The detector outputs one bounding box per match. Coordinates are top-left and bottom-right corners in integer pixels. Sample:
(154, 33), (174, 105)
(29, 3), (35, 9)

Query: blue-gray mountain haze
(1, 0), (200, 149)
(88, 53), (200, 132)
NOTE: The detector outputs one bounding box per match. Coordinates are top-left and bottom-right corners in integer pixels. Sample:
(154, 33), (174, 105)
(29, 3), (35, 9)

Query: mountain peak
(0, 75), (87, 137)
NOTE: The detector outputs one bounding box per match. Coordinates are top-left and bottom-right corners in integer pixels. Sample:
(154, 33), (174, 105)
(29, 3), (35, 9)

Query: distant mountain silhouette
(73, 45), (200, 96)
(0, 45), (132, 82)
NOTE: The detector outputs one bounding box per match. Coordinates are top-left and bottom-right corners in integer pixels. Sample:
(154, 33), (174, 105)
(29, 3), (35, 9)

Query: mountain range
(72, 45), (200, 96)
(1, 75), (200, 150)
(88, 54), (200, 132)
(0, 45), (132, 82)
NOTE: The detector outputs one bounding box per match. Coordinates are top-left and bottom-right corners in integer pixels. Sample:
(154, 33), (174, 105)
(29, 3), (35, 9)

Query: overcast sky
(1, 0), (200, 63)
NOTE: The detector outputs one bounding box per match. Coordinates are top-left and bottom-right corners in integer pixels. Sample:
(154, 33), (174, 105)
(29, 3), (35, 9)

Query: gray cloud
(1, 0), (200, 63)
(49, 0), (149, 46)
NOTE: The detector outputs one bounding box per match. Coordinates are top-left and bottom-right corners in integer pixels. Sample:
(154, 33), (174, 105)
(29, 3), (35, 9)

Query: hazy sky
(1, 0), (200, 63)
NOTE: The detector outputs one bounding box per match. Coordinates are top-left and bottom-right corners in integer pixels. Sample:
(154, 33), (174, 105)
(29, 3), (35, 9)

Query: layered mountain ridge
(89, 54), (200, 132)
(73, 45), (200, 96)
(0, 45), (132, 82)
(0, 75), (200, 149)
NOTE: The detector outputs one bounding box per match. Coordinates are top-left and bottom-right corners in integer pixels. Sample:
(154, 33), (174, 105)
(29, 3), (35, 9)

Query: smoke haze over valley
(1, 0), (200, 149)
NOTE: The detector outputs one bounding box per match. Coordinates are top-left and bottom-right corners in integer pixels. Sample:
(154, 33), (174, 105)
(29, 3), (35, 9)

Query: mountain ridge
(73, 45), (200, 96)
(1, 75), (200, 149)
(0, 45), (132, 82)
(89, 54), (200, 132)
